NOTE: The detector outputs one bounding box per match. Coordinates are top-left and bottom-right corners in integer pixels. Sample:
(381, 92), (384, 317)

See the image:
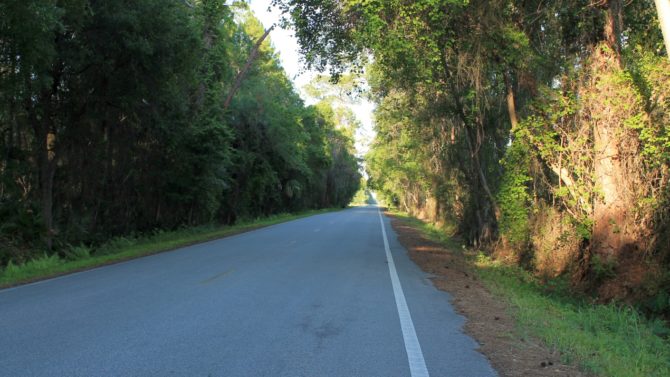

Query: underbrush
(393, 210), (670, 377)
(476, 256), (670, 377)
(0, 209), (337, 288)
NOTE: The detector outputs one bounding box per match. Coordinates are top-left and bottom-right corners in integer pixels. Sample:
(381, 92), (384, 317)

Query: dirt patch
(388, 214), (585, 377)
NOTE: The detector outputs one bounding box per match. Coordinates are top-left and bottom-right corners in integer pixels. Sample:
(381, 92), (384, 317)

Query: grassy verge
(389, 209), (670, 377)
(0, 208), (339, 289)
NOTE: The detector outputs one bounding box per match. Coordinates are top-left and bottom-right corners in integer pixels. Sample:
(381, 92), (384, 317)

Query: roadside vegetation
(0, 209), (338, 288)
(3, 1), (669, 373)
(275, 0), (670, 319)
(0, 2), (360, 274)
(391, 209), (670, 377)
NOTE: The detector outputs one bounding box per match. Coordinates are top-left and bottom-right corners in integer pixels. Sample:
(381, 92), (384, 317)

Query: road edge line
(377, 206), (430, 377)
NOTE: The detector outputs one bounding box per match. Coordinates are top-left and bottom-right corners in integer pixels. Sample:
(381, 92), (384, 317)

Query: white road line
(377, 207), (430, 377)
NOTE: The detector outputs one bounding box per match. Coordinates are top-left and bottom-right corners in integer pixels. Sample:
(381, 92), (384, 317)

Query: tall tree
(277, 0), (670, 306)
(0, 0), (360, 265)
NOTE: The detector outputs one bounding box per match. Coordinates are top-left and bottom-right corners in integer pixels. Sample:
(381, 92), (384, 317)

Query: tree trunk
(42, 130), (56, 250)
(604, 0), (622, 61)
(592, 112), (628, 260)
(440, 59), (500, 223)
(591, 2), (636, 267)
(504, 71), (519, 131)
(655, 0), (670, 59)
(30, 66), (60, 251)
(223, 26), (274, 111)
(33, 115), (57, 251)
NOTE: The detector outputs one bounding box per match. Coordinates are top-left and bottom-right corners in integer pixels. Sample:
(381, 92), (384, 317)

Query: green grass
(0, 209), (339, 288)
(391, 209), (670, 377)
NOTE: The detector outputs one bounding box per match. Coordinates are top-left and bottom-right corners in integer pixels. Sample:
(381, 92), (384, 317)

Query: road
(0, 205), (496, 377)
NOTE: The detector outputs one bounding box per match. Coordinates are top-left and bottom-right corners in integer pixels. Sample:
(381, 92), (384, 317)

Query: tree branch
(223, 25), (275, 111)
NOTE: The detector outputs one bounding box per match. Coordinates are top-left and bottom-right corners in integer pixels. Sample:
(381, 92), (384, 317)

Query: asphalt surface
(0, 205), (496, 377)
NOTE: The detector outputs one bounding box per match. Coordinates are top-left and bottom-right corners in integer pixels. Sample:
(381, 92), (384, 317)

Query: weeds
(475, 255), (670, 376)
(2, 254), (62, 283)
(0, 208), (339, 288)
(397, 210), (670, 377)
(64, 245), (91, 261)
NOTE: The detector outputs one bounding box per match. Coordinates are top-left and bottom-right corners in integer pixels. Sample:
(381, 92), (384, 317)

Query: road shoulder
(387, 212), (585, 377)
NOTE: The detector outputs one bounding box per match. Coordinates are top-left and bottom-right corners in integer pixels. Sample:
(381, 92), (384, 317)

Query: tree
(277, 0), (670, 306)
(0, 1), (360, 265)
(655, 0), (670, 58)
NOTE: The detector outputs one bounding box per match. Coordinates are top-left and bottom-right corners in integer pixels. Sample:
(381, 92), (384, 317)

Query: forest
(2, 2), (670, 375)
(274, 0), (670, 316)
(2, 0), (670, 317)
(0, 1), (360, 266)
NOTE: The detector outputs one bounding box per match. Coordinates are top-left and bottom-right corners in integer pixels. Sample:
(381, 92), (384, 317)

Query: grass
(0, 208), (339, 288)
(390, 209), (670, 377)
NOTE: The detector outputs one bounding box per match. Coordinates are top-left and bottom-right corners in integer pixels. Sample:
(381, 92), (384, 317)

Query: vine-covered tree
(277, 0), (670, 313)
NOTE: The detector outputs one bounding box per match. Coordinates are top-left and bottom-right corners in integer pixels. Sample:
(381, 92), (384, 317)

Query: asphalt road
(0, 205), (496, 377)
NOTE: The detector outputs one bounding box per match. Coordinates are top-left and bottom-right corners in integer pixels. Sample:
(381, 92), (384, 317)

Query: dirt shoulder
(388, 213), (585, 377)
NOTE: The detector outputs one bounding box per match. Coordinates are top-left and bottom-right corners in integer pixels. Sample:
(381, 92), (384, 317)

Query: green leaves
(497, 142), (532, 248)
(0, 0), (360, 262)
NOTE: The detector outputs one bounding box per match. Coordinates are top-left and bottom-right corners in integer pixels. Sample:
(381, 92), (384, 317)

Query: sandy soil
(388, 214), (586, 377)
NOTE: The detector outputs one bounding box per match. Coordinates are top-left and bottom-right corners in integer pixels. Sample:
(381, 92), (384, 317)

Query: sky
(248, 0), (376, 158)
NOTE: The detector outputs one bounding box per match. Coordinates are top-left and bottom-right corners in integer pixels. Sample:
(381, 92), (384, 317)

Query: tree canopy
(277, 0), (670, 314)
(0, 1), (360, 263)
(2, 0), (669, 315)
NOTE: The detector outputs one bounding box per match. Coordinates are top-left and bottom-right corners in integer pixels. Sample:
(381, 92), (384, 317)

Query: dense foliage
(0, 1), (360, 264)
(278, 0), (670, 313)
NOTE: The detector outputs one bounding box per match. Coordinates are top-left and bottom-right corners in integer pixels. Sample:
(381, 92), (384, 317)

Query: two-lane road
(0, 205), (496, 376)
